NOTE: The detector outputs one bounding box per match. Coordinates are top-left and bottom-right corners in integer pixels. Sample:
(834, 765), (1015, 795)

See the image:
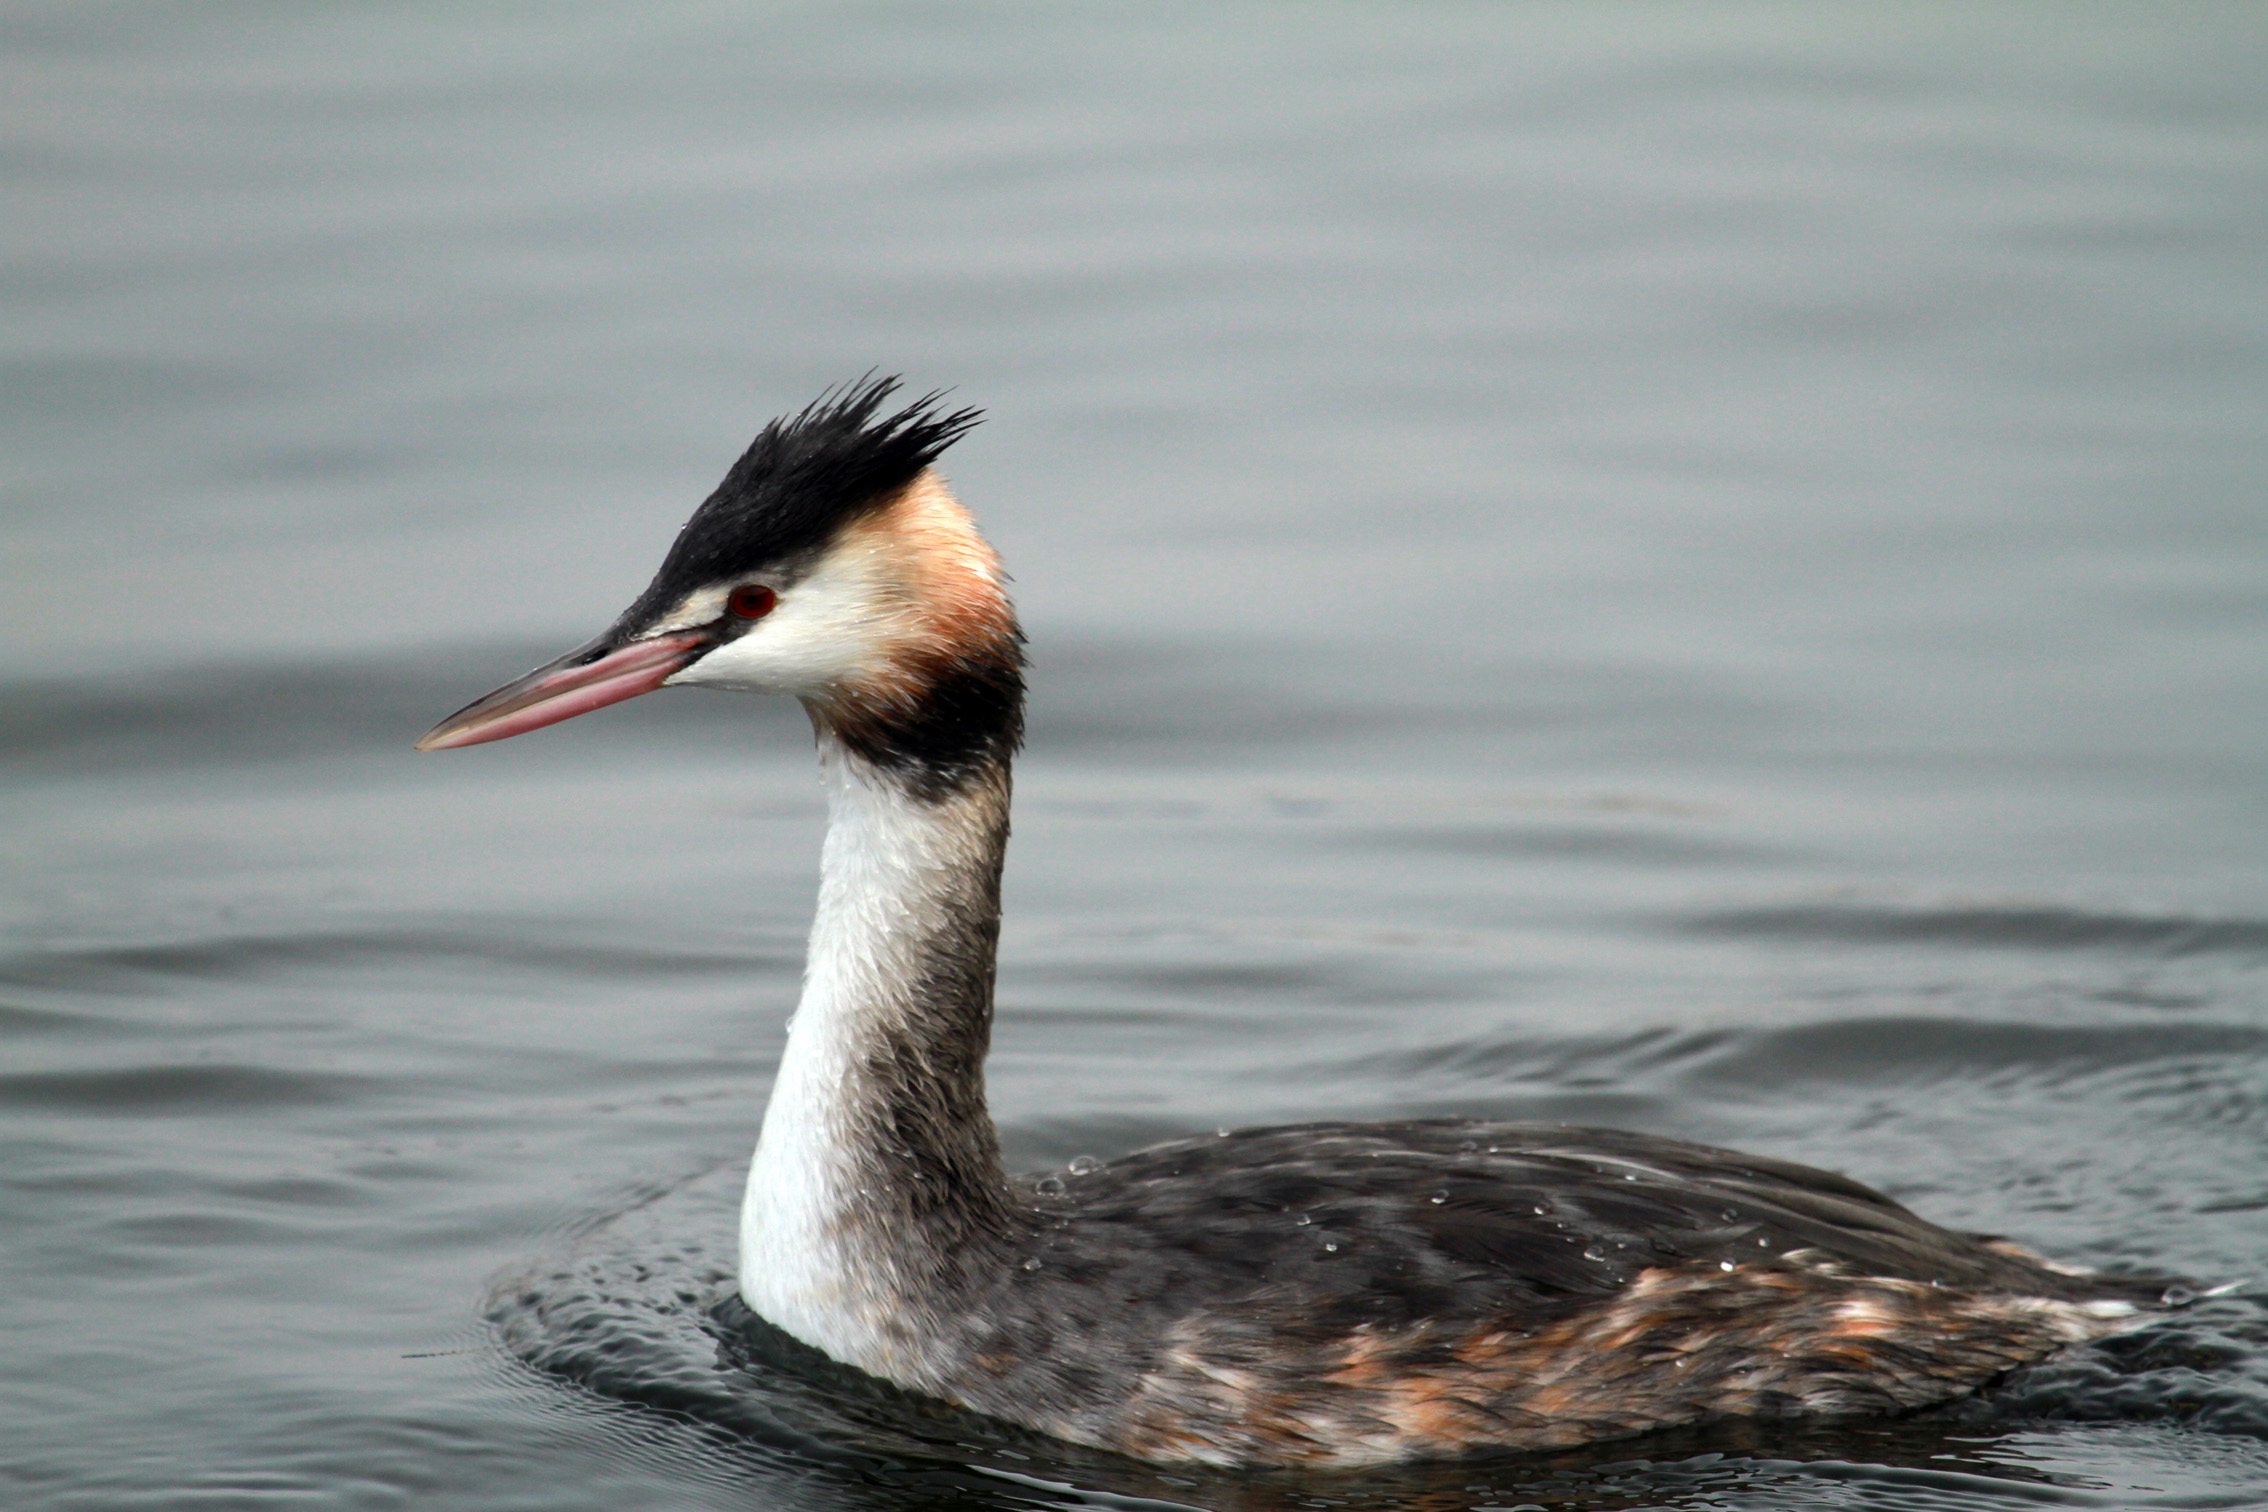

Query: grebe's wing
(949, 1120), (2179, 1466)
(1025, 1119), (2169, 1325)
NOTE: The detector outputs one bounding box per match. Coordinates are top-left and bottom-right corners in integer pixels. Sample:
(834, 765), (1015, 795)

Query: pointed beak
(415, 629), (712, 751)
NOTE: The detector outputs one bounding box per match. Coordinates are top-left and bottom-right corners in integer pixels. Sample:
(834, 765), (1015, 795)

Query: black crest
(618, 376), (982, 625)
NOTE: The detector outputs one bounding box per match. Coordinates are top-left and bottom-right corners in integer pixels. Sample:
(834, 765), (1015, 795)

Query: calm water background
(6, 4), (2268, 1508)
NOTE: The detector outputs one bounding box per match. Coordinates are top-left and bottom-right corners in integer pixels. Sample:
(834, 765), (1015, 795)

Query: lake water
(6, 4), (2268, 1508)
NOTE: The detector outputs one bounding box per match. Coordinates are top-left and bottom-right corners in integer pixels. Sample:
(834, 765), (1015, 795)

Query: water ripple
(0, 1063), (371, 1113)
(1682, 905), (2268, 958)
(0, 927), (773, 994)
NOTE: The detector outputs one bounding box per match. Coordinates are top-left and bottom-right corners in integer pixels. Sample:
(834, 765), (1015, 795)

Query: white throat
(737, 732), (1010, 1377)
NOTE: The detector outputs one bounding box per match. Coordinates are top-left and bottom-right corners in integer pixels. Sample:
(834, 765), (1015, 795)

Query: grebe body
(421, 380), (2174, 1467)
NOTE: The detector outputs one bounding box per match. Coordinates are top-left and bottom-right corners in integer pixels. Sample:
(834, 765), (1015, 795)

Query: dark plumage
(612, 375), (983, 635)
(913, 1121), (2177, 1465)
(827, 649), (1027, 801)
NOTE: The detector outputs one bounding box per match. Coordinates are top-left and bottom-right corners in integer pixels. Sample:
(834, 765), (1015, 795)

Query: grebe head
(416, 377), (1020, 780)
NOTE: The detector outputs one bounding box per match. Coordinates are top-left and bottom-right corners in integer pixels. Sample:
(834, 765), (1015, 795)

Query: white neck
(738, 732), (1013, 1378)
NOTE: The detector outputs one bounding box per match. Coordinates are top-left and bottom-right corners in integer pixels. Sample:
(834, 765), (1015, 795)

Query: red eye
(727, 584), (777, 620)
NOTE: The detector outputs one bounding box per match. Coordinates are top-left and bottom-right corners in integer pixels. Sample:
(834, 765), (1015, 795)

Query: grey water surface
(6, 4), (2268, 1509)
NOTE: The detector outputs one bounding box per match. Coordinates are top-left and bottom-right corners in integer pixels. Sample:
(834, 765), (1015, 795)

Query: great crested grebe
(421, 378), (2179, 1468)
